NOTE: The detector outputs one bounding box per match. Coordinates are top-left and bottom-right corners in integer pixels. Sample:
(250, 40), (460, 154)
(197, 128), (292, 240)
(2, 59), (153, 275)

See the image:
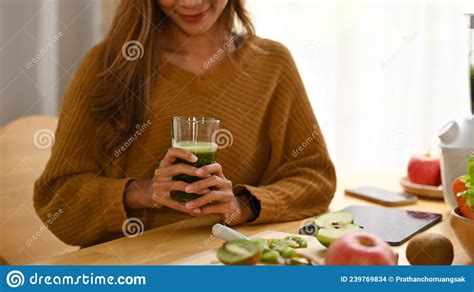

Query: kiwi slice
(284, 236), (308, 248)
(280, 239), (299, 248)
(286, 256), (311, 266)
(216, 236), (310, 265)
(260, 248), (280, 264)
(314, 212), (361, 247)
(268, 239), (296, 258)
(217, 239), (262, 265)
(251, 238), (267, 251)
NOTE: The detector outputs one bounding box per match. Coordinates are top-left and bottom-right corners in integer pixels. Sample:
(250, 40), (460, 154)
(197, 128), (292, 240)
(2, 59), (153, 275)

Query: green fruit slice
(280, 239), (299, 248)
(284, 236), (308, 248)
(260, 248), (280, 264)
(217, 239), (262, 265)
(268, 239), (296, 258)
(314, 211), (354, 227)
(286, 256), (311, 265)
(316, 223), (361, 247)
(314, 212), (361, 247)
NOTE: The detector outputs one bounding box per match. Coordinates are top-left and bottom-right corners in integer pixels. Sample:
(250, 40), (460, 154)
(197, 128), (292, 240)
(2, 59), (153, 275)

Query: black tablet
(299, 205), (442, 246)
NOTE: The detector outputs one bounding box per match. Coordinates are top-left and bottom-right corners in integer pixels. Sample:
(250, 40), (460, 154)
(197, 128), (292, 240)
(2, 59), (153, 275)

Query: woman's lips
(179, 10), (208, 23)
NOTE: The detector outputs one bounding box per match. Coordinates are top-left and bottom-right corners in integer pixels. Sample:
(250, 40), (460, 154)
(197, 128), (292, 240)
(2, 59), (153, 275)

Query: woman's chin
(171, 16), (217, 37)
(179, 26), (212, 37)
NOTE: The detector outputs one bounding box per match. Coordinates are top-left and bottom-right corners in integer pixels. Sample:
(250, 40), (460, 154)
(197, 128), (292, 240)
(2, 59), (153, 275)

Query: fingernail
(185, 186), (193, 192)
(196, 169), (204, 175)
(193, 208), (201, 214)
(191, 155), (198, 162)
(185, 203), (193, 209)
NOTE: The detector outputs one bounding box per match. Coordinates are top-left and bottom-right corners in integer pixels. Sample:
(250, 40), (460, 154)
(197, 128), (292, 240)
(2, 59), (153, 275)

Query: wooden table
(42, 171), (472, 265)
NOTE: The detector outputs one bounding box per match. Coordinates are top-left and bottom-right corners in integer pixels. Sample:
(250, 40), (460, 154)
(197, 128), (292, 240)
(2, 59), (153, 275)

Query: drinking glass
(170, 117), (219, 202)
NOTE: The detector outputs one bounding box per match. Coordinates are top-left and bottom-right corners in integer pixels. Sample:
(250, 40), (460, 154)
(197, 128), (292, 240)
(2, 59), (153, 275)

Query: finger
(200, 202), (234, 215)
(195, 163), (224, 178)
(185, 191), (234, 209)
(154, 196), (202, 215)
(153, 181), (188, 192)
(155, 164), (198, 180)
(194, 188), (211, 195)
(185, 175), (230, 193)
(160, 147), (198, 167)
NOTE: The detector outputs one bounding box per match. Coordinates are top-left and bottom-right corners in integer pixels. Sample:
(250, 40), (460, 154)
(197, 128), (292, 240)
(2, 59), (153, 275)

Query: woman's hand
(124, 147), (204, 214)
(182, 163), (256, 225)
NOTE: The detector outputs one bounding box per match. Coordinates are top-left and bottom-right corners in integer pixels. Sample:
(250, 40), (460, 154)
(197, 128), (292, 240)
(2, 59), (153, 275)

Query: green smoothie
(170, 141), (218, 202)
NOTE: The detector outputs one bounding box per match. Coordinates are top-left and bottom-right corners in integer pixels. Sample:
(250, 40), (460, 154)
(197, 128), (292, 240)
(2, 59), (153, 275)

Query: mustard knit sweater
(34, 37), (337, 247)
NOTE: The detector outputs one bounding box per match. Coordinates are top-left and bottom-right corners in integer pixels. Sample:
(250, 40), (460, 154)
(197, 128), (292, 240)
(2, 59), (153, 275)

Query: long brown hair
(92, 0), (254, 154)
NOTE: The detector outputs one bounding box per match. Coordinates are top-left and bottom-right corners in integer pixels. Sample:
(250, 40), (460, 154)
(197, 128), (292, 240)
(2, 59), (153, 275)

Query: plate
(400, 177), (444, 199)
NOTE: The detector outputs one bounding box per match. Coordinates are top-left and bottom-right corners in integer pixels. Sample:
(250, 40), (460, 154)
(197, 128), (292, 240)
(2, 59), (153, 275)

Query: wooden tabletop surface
(41, 171), (473, 266)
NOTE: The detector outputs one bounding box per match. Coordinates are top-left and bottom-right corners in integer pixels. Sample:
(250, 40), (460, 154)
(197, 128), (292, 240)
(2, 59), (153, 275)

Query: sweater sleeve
(234, 44), (337, 224)
(33, 46), (133, 247)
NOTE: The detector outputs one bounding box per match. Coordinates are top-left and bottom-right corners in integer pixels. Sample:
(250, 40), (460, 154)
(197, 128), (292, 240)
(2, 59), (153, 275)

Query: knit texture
(34, 37), (337, 247)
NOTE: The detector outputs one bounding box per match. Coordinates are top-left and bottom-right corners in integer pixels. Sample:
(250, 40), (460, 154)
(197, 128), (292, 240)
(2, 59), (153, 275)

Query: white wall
(248, 0), (474, 173)
(0, 0), (101, 126)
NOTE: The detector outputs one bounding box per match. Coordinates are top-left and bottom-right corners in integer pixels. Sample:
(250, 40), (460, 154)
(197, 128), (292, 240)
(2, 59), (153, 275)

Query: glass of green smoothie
(170, 116), (219, 203)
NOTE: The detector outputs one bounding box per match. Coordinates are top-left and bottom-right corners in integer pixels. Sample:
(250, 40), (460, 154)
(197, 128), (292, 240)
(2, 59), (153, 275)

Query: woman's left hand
(183, 163), (255, 225)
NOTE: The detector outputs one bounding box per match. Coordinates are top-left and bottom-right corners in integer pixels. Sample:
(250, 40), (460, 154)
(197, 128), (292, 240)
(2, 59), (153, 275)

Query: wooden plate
(400, 177), (444, 199)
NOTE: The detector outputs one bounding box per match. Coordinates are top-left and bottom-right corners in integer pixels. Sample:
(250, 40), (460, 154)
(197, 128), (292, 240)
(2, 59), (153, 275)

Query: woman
(34, 0), (336, 247)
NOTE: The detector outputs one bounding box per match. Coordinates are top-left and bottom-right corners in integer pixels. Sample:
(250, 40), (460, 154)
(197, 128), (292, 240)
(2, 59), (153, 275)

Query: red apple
(407, 153), (441, 186)
(325, 232), (398, 265)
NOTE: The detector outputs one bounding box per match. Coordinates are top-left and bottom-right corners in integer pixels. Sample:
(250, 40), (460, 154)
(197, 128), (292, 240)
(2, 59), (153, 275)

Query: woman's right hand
(152, 147), (208, 214)
(124, 147), (205, 215)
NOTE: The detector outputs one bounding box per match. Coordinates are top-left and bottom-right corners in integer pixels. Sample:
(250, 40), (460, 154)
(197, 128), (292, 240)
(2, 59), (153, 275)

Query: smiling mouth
(179, 9), (209, 23)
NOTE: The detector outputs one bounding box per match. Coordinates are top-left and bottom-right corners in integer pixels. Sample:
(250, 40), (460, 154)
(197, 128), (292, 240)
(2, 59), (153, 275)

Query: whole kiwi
(406, 233), (454, 265)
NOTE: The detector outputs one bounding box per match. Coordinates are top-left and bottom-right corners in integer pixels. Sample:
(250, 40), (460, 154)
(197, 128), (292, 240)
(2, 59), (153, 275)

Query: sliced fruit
(217, 239), (262, 265)
(251, 238), (267, 251)
(260, 248), (280, 264)
(284, 236), (308, 248)
(315, 211), (354, 227)
(314, 211), (361, 247)
(268, 239), (296, 258)
(286, 256), (311, 265)
(317, 224), (361, 247)
(280, 238), (299, 248)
